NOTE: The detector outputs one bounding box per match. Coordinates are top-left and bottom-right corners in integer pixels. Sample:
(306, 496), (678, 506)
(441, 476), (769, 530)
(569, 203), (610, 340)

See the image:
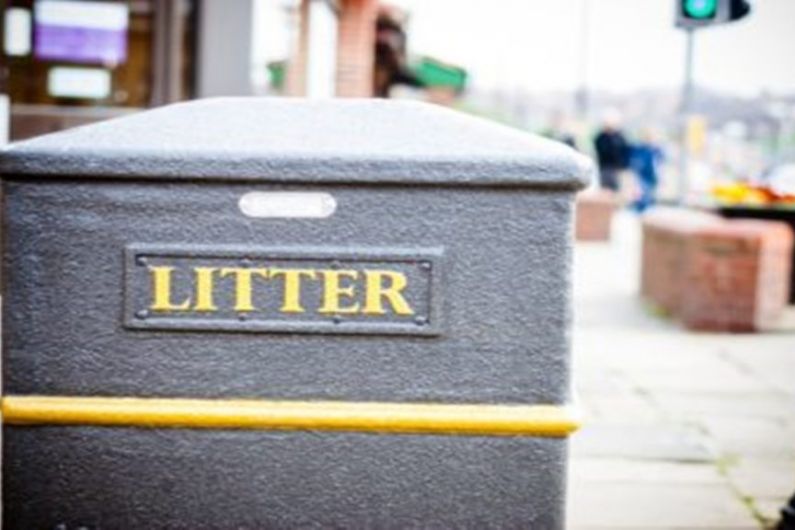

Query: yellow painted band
(1, 396), (581, 437)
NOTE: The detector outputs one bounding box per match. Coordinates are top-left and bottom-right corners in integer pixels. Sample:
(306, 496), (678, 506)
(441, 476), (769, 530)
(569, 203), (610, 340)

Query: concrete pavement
(567, 211), (795, 529)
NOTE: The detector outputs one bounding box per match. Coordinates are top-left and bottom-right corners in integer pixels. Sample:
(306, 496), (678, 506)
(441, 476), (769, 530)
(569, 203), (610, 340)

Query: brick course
(336, 0), (378, 97)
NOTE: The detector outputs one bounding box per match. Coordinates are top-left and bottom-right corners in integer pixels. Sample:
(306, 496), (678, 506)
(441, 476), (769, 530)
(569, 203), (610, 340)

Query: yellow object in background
(711, 181), (795, 207)
(712, 182), (749, 204)
(686, 115), (708, 157)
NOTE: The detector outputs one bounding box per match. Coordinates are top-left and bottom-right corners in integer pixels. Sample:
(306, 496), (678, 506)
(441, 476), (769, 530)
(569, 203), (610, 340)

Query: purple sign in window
(33, 0), (129, 65)
(35, 24), (127, 65)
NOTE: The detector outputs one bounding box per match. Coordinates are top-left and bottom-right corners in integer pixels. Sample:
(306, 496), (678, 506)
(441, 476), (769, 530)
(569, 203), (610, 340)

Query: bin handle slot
(238, 192), (336, 219)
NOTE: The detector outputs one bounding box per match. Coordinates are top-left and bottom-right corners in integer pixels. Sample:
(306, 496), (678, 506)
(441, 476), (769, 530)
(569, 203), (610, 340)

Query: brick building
(278, 0), (466, 100)
(0, 0), (465, 142)
(284, 0), (378, 98)
(1, 0), (259, 141)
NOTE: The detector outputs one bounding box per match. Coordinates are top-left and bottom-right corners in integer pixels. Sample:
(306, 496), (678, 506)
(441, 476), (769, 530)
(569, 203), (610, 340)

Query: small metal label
(124, 245), (443, 336)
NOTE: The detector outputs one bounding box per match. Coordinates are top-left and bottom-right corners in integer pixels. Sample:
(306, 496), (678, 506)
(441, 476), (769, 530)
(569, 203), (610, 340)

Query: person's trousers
(599, 168), (620, 191)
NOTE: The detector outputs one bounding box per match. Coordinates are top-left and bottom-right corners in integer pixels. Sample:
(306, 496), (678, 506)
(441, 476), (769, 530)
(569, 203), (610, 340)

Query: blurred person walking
(593, 110), (629, 192)
(544, 111), (578, 150)
(629, 129), (664, 212)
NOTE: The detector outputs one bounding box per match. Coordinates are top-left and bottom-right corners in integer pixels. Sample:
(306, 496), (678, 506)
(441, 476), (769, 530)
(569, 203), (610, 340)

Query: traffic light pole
(678, 27), (695, 205)
(576, 0), (590, 120)
(675, 0), (751, 204)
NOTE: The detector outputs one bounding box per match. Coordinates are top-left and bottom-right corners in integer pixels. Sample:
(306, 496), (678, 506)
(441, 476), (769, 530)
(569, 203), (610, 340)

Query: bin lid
(0, 98), (591, 190)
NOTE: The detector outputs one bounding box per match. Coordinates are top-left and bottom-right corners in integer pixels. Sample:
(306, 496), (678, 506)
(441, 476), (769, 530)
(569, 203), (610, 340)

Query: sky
(388, 0), (795, 96)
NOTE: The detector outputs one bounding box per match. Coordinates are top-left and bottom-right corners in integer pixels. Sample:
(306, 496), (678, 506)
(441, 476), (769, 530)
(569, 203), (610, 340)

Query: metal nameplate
(124, 245), (443, 336)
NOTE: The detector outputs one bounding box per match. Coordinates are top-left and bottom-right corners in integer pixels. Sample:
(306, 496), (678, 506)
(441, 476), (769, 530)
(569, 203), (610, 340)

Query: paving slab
(571, 422), (714, 462)
(567, 481), (760, 529)
(569, 458), (726, 485)
(725, 458), (795, 500)
(722, 346), (795, 398)
(649, 390), (795, 422)
(701, 417), (795, 460)
(584, 394), (664, 422)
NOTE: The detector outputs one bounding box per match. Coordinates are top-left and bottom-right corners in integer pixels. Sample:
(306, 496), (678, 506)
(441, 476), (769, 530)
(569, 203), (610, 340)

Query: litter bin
(1, 98), (590, 528)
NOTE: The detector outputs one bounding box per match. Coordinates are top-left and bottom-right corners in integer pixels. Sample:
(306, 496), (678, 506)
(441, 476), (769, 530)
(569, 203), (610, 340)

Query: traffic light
(676, 0), (751, 29)
(682, 0), (719, 20)
(729, 0), (751, 21)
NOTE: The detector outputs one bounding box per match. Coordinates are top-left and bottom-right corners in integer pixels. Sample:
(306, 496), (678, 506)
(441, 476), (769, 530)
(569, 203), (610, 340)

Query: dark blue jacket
(630, 143), (663, 185)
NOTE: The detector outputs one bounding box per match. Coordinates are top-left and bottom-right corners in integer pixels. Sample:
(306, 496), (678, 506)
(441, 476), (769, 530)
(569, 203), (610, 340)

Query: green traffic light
(684, 0), (718, 18)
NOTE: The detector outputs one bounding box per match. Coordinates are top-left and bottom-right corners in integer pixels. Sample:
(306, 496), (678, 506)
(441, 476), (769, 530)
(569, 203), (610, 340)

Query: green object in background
(268, 61), (286, 91)
(411, 57), (467, 92)
(267, 56), (467, 94)
(683, 0), (718, 19)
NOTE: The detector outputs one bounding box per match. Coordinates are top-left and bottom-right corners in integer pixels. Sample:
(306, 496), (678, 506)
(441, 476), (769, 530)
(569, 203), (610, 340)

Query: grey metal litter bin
(0, 98), (590, 529)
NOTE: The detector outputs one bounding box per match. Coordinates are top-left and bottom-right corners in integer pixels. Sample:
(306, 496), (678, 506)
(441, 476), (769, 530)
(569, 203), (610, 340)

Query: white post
(196, 0), (256, 97)
(576, 0), (590, 120)
(305, 0), (338, 98)
(0, 94), (9, 145)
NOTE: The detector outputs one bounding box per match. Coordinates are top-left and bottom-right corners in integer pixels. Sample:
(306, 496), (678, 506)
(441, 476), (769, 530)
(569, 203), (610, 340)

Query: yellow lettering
(319, 270), (360, 314)
(149, 263), (416, 317)
(363, 270), (414, 315)
(193, 267), (218, 311)
(219, 267), (269, 312)
(269, 268), (317, 313)
(149, 266), (191, 312)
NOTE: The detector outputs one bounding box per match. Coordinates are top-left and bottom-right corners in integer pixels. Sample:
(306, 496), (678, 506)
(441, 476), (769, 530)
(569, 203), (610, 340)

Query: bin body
(1, 99), (589, 528)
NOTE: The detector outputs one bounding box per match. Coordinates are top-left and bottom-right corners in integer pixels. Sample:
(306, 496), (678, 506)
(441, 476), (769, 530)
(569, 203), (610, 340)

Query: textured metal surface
(3, 180), (575, 404)
(5, 427), (568, 529)
(0, 98), (592, 189)
(1, 98), (589, 528)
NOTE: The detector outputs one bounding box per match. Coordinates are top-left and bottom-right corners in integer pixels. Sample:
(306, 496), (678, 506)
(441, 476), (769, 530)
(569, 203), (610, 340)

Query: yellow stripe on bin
(1, 396), (581, 437)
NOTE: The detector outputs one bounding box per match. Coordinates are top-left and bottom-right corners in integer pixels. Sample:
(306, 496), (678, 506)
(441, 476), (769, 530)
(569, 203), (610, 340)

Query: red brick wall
(641, 209), (793, 332)
(285, 0), (311, 97)
(640, 208), (718, 315)
(575, 190), (618, 242)
(680, 220), (793, 331)
(286, 0), (376, 98)
(336, 0), (377, 97)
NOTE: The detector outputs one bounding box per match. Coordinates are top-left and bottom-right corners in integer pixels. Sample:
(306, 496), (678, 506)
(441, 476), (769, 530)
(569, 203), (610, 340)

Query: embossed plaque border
(123, 244), (444, 336)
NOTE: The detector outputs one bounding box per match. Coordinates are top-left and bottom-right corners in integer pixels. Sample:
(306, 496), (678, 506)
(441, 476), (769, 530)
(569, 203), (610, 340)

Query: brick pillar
(335, 0), (377, 97)
(640, 208), (794, 332)
(285, 0), (310, 96)
(681, 220), (793, 331)
(575, 190), (618, 242)
(640, 208), (718, 315)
